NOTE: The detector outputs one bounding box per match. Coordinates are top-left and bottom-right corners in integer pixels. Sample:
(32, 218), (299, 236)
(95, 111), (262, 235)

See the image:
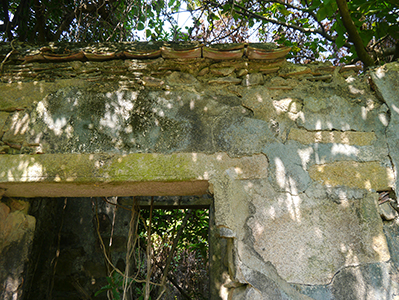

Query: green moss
(105, 153), (199, 182)
(248, 43), (278, 50)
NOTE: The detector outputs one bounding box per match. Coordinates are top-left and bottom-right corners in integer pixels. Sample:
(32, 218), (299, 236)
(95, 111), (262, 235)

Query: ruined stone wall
(1, 44), (399, 299)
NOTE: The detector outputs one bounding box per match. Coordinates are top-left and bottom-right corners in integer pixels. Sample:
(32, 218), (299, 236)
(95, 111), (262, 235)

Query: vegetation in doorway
(94, 197), (209, 300)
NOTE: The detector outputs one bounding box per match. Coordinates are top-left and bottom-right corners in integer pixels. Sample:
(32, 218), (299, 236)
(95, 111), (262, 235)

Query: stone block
(308, 161), (395, 190)
(297, 88), (388, 133)
(263, 141), (312, 194)
(216, 116), (277, 156)
(208, 77), (242, 85)
(379, 201), (398, 221)
(0, 207), (36, 300)
(288, 128), (376, 146)
(0, 79), (86, 112)
(166, 71), (199, 85)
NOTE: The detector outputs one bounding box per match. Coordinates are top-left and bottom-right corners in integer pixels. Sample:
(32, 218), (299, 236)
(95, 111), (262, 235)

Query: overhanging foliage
(0, 0), (398, 66)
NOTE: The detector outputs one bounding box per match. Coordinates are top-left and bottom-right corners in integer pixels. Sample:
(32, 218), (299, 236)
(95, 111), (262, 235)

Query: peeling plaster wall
(1, 57), (399, 300)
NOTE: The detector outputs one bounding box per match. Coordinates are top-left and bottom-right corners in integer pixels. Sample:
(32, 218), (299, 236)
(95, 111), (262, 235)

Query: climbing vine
(94, 197), (209, 300)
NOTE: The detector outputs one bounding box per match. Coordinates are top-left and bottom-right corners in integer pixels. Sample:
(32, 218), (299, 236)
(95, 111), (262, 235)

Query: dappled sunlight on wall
(2, 58), (399, 299)
(246, 180), (390, 285)
(3, 158), (45, 182)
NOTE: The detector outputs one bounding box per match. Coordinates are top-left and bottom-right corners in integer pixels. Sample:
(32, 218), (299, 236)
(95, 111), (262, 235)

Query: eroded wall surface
(1, 52), (399, 299)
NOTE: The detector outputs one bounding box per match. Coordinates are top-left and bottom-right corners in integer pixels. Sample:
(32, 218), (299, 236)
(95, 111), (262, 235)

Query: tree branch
(260, 0), (326, 35)
(33, 0), (47, 43)
(207, 0), (350, 47)
(52, 11), (76, 41)
(336, 0), (375, 67)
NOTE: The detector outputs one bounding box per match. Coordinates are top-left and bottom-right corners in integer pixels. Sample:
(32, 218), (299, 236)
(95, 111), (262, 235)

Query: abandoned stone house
(1, 42), (399, 299)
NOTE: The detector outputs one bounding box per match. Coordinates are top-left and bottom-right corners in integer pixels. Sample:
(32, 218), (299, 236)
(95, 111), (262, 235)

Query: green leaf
(222, 3), (231, 13)
(277, 3), (290, 16)
(388, 26), (399, 39)
(336, 34), (346, 49)
(94, 286), (109, 297)
(359, 30), (373, 46)
(308, 0), (322, 10)
(324, 1), (337, 17)
(112, 288), (121, 300)
(317, 6), (327, 21)
(137, 22), (145, 31)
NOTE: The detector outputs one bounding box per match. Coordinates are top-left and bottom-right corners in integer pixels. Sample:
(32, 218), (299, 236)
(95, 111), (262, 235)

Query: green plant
(95, 272), (150, 300)
(95, 272), (125, 300)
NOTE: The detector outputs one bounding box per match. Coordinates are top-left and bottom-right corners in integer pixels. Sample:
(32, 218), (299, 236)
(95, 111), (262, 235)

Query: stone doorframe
(1, 152), (311, 299)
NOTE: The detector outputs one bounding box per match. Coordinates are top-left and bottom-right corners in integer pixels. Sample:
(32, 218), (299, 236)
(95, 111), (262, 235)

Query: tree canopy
(1, 0), (398, 67)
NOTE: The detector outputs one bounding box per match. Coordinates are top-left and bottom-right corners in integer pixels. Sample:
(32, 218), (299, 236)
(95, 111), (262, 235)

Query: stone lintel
(0, 153), (268, 198)
(308, 161), (394, 190)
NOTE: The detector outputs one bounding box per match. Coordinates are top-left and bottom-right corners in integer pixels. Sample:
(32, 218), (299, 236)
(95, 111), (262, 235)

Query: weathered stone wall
(1, 48), (399, 299)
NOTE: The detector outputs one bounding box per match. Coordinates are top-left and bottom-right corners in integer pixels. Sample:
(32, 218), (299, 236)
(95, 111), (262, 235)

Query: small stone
(210, 67), (235, 76)
(8, 199), (30, 214)
(0, 145), (10, 153)
(198, 67), (209, 76)
(260, 67), (280, 74)
(208, 77), (242, 85)
(237, 69), (248, 77)
(142, 76), (164, 87)
(166, 71), (199, 85)
(69, 60), (83, 70)
(379, 201), (398, 221)
(242, 73), (264, 87)
(219, 227), (236, 238)
(304, 75), (333, 81)
(279, 65), (311, 77)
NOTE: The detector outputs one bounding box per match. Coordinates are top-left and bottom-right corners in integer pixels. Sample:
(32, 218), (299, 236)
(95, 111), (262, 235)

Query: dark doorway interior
(23, 195), (216, 300)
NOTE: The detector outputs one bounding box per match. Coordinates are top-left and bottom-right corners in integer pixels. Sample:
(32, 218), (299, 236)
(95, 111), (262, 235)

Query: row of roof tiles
(0, 42), (291, 63)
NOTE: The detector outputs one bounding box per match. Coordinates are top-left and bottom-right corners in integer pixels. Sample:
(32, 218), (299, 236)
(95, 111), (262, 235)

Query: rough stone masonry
(1, 42), (399, 299)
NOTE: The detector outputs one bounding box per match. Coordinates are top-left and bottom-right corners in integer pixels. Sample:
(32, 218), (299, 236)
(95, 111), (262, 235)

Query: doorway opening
(24, 195), (216, 300)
